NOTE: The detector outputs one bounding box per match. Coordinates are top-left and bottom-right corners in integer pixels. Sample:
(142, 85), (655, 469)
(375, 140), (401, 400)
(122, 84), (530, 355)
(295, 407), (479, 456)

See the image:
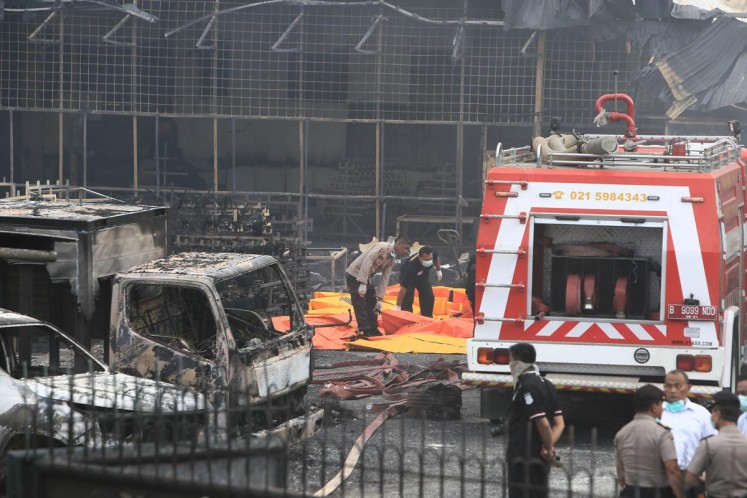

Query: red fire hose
(565, 274), (581, 315)
(312, 353), (469, 496)
(583, 274), (596, 312)
(613, 276), (628, 318)
(566, 273), (630, 318)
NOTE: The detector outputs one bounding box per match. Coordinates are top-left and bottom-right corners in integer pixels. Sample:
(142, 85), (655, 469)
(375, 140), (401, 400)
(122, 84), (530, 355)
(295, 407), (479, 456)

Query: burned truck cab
(110, 252), (313, 427)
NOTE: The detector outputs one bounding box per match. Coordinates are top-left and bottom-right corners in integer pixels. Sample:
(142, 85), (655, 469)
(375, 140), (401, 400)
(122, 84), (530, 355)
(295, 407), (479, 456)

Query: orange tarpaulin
(380, 309), (434, 335)
(268, 285), (474, 353)
(308, 295), (353, 311)
(387, 315), (473, 338)
(347, 333), (467, 354)
(272, 312), (361, 350)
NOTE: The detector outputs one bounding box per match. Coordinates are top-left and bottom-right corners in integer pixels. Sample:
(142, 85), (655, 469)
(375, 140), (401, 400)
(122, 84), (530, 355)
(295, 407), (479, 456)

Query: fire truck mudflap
(465, 100), (747, 407)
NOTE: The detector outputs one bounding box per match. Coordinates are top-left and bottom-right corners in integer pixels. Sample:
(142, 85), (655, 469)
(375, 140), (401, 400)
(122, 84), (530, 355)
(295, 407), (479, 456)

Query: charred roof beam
(164, 0), (503, 48)
(27, 8), (57, 43)
(195, 15), (216, 50)
(102, 13), (133, 47)
(271, 12), (303, 53)
(354, 14), (384, 54)
(81, 1), (157, 23)
(25, 1), (157, 45)
(12, 1), (157, 21)
(451, 22), (464, 63)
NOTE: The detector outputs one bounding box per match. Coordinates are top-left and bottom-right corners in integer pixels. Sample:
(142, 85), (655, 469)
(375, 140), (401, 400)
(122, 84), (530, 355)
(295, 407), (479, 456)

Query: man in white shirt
(660, 370), (716, 471)
(737, 374), (747, 434)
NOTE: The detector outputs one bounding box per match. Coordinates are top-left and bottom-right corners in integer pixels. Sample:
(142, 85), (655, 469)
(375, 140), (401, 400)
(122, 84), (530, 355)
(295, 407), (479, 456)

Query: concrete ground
(299, 238), (626, 497)
(287, 349), (623, 498)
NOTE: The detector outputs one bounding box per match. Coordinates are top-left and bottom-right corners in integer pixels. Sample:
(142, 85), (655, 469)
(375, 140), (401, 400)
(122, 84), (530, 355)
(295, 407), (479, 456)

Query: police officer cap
(711, 391), (740, 410)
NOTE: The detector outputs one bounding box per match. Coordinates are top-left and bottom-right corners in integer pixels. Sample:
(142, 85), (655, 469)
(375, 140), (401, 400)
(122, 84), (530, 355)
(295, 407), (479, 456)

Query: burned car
(109, 252), (316, 433)
(0, 309), (206, 479)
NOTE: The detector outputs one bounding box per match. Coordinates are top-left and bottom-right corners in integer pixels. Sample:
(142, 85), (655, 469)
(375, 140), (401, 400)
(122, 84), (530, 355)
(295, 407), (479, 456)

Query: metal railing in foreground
(4, 371), (624, 498)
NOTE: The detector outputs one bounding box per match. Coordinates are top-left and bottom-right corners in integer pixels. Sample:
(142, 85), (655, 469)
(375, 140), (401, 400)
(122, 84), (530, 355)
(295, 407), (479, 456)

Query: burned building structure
(0, 0), (745, 242)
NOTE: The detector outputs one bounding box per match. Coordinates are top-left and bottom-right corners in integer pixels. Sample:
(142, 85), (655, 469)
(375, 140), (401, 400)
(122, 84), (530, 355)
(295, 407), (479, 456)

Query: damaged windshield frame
(215, 262), (306, 346)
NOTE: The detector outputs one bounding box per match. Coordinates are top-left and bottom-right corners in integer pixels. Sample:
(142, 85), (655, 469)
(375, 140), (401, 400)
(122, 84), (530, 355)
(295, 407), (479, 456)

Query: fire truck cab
(463, 111), (747, 405)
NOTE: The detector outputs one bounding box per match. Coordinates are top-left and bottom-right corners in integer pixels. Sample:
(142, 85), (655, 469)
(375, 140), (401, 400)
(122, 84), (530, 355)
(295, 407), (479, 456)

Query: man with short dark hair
(660, 370), (716, 471)
(506, 343), (564, 498)
(394, 245), (442, 318)
(346, 235), (411, 337)
(614, 385), (683, 498)
(685, 391), (747, 497)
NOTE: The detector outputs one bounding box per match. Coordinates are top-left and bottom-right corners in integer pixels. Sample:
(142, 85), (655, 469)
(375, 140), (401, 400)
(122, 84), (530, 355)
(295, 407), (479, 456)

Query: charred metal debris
(134, 190), (310, 301)
(312, 352), (469, 421)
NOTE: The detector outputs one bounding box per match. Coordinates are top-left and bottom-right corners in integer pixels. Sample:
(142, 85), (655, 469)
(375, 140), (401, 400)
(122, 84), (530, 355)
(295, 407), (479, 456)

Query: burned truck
(110, 252), (314, 430)
(0, 196), (317, 434)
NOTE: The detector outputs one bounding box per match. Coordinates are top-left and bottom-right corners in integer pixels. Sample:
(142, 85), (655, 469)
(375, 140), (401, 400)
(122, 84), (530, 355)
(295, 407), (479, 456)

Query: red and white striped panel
(524, 320), (667, 343)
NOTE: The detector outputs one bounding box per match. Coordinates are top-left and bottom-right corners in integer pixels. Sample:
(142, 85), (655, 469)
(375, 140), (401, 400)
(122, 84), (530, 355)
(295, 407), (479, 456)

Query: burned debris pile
(136, 191), (310, 301)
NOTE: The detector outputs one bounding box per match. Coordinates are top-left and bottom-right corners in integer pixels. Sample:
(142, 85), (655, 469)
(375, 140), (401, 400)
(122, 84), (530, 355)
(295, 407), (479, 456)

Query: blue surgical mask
(663, 400), (686, 413)
(421, 259), (433, 268)
(739, 395), (747, 413)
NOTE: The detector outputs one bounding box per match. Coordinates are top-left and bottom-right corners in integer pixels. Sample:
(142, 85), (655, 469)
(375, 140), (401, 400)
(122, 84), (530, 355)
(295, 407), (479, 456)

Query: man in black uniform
(394, 246), (442, 318)
(464, 252), (477, 314)
(507, 343), (565, 498)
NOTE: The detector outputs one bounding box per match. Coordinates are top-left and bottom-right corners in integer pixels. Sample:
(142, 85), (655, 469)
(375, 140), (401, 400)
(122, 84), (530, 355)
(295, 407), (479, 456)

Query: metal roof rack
(6, 180), (125, 203)
(498, 135), (741, 172)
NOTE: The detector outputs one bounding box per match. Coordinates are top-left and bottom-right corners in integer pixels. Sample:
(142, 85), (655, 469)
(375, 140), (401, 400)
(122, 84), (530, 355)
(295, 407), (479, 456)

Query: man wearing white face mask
(394, 245), (442, 317)
(660, 370), (716, 471)
(506, 343), (564, 498)
(685, 391), (747, 497)
(736, 374), (747, 434)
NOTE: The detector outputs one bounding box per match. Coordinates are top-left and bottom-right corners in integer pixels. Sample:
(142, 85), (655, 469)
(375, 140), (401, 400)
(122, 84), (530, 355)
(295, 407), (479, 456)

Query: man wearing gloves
(346, 235), (411, 337)
(660, 370), (716, 471)
(393, 245), (442, 318)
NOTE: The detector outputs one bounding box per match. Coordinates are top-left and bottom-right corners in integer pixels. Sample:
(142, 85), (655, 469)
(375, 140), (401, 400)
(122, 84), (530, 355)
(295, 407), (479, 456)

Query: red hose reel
(565, 273), (628, 317)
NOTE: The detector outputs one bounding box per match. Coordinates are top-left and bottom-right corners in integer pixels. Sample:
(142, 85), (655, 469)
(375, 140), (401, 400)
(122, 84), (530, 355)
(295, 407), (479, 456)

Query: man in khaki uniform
(614, 384), (683, 498)
(346, 235), (410, 337)
(685, 391), (747, 498)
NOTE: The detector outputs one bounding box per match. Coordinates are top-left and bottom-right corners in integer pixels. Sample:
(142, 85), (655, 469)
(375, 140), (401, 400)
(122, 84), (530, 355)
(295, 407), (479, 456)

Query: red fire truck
(462, 94), (746, 406)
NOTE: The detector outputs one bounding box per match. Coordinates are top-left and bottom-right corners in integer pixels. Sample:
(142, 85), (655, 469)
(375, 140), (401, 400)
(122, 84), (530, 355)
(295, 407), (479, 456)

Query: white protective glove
(393, 305), (401, 311)
(375, 301), (383, 313)
(358, 283), (367, 297)
(436, 269), (443, 282)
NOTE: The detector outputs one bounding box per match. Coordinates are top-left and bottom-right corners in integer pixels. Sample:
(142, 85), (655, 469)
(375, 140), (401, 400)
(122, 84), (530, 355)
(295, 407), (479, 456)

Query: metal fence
(3, 357), (625, 498)
(0, 1), (640, 123)
(10, 413), (621, 498)
(0, 1), (675, 240)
